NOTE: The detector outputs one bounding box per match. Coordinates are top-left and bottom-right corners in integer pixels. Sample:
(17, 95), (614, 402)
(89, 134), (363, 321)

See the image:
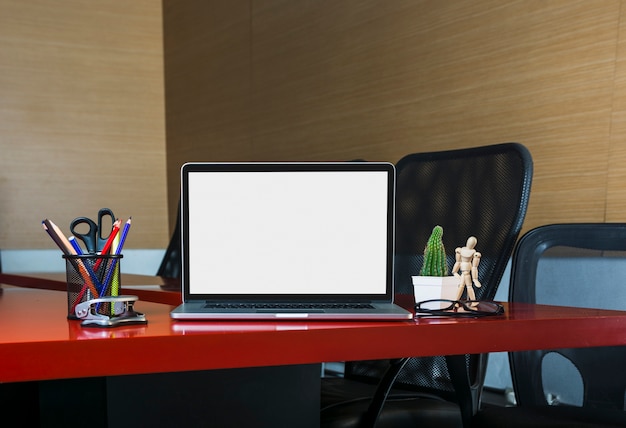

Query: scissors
(70, 208), (115, 254)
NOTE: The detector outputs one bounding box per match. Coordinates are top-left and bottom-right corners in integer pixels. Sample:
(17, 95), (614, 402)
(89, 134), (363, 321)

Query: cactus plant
(420, 225), (448, 276)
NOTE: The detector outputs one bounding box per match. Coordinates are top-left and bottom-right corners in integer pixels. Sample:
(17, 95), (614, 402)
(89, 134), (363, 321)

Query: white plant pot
(412, 275), (459, 303)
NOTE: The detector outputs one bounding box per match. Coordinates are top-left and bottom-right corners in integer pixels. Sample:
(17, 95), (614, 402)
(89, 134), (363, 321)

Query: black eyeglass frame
(414, 299), (505, 318)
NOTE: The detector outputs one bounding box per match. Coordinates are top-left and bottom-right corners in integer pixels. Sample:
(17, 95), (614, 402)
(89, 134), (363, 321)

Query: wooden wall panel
(0, 0), (166, 249)
(607, 3), (626, 221)
(164, 0), (626, 235)
(250, 0), (619, 232)
(163, 1), (251, 230)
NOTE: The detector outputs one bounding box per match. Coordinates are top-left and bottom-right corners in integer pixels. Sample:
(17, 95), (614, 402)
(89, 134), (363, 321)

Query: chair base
(323, 397), (463, 428)
(322, 378), (463, 428)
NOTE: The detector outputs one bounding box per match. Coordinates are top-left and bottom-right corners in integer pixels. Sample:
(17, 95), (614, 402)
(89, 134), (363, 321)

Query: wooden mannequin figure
(452, 236), (482, 302)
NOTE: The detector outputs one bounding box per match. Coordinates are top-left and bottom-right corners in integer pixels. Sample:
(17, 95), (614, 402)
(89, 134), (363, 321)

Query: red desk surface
(2, 285), (626, 384)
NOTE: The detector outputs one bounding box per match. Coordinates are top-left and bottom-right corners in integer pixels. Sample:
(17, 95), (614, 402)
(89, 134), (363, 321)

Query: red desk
(3, 279), (626, 427)
(3, 284), (626, 382)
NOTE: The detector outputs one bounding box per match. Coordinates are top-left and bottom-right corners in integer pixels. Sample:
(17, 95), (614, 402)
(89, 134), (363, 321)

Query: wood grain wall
(163, 0), (626, 235)
(4, 1), (626, 250)
(0, 0), (167, 250)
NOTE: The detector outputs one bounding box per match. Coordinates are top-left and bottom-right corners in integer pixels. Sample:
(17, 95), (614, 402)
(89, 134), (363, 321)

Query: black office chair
(321, 143), (533, 428)
(156, 202), (182, 279)
(473, 223), (626, 427)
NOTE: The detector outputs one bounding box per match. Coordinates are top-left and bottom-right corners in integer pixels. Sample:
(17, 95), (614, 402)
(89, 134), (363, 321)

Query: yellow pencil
(110, 231), (121, 315)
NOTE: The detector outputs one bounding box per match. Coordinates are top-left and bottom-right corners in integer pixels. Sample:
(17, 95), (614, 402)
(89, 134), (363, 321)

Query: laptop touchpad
(256, 309), (325, 313)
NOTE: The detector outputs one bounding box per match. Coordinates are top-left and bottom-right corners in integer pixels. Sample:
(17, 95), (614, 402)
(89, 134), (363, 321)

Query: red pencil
(93, 218), (122, 271)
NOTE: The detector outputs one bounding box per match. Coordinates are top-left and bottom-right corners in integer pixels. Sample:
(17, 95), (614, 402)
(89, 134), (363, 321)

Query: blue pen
(97, 218), (131, 308)
(68, 234), (102, 289)
(68, 236), (103, 288)
(68, 236), (84, 255)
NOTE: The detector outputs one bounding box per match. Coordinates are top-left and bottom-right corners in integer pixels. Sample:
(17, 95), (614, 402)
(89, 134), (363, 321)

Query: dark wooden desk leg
(27, 365), (320, 427)
(107, 364), (321, 428)
(1, 381), (40, 426)
(39, 377), (108, 428)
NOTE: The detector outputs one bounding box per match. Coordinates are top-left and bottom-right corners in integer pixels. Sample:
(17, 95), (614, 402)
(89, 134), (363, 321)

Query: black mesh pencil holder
(63, 254), (123, 319)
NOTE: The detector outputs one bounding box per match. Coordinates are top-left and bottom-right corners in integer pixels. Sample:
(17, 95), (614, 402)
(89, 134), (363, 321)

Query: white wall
(1, 249), (165, 276)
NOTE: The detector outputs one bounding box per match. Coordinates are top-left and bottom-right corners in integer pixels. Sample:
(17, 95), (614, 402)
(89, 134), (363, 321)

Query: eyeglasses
(414, 299), (505, 318)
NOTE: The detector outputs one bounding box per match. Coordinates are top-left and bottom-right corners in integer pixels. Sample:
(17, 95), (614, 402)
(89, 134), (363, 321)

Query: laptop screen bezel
(180, 161), (396, 303)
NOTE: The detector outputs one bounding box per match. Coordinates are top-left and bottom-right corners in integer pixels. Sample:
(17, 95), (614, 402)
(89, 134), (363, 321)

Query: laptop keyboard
(203, 303), (375, 310)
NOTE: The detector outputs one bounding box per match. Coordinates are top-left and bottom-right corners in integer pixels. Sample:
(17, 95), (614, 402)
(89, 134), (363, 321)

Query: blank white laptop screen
(186, 166), (391, 297)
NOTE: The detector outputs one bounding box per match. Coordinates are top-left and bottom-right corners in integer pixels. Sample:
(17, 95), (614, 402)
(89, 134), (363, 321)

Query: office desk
(3, 282), (626, 427)
(4, 284), (626, 381)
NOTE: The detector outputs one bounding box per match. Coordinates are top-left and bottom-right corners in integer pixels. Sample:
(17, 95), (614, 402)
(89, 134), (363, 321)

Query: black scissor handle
(70, 208), (115, 253)
(96, 208), (115, 243)
(70, 217), (99, 253)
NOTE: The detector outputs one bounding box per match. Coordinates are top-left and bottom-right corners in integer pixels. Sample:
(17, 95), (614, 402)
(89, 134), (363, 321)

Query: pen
(68, 236), (84, 255)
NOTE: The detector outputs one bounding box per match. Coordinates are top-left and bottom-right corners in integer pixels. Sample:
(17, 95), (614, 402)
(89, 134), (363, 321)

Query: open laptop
(170, 162), (413, 320)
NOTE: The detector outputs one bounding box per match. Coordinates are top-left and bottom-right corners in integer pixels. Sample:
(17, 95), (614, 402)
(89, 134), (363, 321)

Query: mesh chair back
(345, 143), (533, 406)
(509, 223), (626, 409)
(156, 203), (182, 279)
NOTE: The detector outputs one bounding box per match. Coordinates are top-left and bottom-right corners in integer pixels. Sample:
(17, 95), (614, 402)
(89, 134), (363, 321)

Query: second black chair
(156, 203), (182, 279)
(321, 142), (533, 427)
(473, 223), (626, 427)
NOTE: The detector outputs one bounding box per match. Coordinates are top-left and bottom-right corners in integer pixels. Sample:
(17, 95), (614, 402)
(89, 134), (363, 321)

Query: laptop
(170, 161), (413, 320)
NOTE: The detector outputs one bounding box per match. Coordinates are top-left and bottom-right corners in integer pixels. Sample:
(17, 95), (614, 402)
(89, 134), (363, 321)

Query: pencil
(115, 217), (131, 256)
(98, 217), (131, 311)
(42, 220), (71, 255)
(110, 231), (121, 315)
(42, 219), (100, 299)
(100, 217), (132, 296)
(68, 235), (109, 314)
(94, 218), (121, 271)
(46, 219), (77, 256)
